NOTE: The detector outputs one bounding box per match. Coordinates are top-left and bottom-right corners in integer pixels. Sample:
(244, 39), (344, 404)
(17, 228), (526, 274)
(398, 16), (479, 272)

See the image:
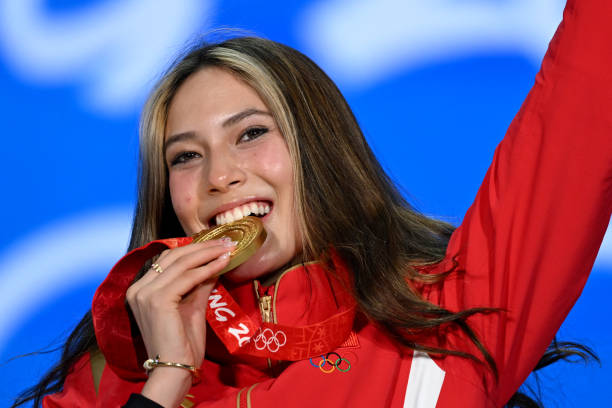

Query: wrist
(143, 355), (202, 384)
(141, 367), (192, 408)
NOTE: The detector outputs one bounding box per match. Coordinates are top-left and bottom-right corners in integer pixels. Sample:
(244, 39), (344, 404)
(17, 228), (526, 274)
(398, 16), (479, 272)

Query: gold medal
(191, 216), (266, 276)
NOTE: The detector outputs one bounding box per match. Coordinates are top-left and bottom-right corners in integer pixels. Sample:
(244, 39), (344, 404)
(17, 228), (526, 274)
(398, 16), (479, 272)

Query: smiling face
(164, 67), (300, 282)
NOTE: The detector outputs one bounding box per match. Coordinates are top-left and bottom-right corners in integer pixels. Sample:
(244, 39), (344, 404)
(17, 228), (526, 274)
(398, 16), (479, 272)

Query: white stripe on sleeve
(403, 351), (445, 408)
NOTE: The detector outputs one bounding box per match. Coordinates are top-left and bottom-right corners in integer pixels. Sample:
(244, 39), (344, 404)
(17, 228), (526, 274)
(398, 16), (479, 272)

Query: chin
(221, 243), (298, 285)
(221, 257), (276, 284)
(221, 261), (261, 283)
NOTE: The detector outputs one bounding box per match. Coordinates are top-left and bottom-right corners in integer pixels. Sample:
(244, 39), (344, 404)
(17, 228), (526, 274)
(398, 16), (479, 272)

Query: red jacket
(43, 0), (612, 406)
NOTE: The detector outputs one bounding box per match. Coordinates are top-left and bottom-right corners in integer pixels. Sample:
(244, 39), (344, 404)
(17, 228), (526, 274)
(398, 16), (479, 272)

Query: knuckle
(133, 290), (150, 306)
(125, 286), (137, 302)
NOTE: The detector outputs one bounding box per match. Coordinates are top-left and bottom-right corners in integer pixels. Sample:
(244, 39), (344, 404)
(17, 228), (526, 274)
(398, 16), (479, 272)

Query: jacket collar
(205, 260), (353, 371)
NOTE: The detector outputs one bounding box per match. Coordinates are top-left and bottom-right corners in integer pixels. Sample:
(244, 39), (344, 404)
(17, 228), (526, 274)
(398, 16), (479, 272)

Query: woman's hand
(126, 238), (236, 407)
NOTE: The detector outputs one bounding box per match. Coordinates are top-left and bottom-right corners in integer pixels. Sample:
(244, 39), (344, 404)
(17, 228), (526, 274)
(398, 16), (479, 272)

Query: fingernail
(223, 239), (238, 247)
(220, 251), (232, 259)
(220, 236), (231, 243)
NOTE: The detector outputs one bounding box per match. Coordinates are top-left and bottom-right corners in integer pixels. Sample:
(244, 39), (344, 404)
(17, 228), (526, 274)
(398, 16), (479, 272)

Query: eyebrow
(222, 108), (271, 128)
(164, 131), (196, 154)
(164, 108), (272, 153)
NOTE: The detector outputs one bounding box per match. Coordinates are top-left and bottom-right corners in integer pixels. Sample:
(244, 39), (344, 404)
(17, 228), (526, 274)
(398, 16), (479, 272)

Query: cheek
(258, 161), (292, 185)
(169, 173), (196, 218)
(174, 195), (193, 212)
(256, 144), (294, 189)
(264, 148), (298, 236)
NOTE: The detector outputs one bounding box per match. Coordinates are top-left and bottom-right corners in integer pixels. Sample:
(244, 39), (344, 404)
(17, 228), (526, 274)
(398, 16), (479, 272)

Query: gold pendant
(191, 216), (266, 276)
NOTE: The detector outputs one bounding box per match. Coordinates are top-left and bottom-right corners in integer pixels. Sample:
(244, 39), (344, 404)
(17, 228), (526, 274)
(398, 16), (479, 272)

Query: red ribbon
(92, 238), (356, 380)
(206, 283), (356, 361)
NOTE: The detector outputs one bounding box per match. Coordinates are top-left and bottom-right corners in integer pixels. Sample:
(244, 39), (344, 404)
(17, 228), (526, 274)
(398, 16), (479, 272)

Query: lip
(206, 196), (273, 226)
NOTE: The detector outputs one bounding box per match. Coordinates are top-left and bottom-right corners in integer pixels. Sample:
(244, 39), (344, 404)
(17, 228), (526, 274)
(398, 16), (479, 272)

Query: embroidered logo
(309, 352), (352, 373)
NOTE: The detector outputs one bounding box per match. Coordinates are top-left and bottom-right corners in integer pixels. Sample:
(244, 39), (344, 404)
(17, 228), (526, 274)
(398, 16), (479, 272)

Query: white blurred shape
(0, 0), (211, 115)
(594, 223), (612, 271)
(299, 0), (565, 87)
(0, 209), (132, 353)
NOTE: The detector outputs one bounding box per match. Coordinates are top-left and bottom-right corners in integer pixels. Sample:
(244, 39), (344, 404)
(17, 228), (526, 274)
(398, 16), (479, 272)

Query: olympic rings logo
(309, 352), (351, 374)
(254, 328), (287, 352)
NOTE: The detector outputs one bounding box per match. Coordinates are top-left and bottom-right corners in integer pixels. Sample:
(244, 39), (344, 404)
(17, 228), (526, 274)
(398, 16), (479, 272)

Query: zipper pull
(259, 295), (272, 323)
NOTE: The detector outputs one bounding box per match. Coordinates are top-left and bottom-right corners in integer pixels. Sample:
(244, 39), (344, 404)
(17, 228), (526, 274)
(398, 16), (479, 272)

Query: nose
(205, 149), (246, 194)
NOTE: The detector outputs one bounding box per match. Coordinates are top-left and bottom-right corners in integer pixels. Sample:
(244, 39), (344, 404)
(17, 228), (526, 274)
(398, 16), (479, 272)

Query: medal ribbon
(206, 283), (356, 360)
(92, 238), (356, 379)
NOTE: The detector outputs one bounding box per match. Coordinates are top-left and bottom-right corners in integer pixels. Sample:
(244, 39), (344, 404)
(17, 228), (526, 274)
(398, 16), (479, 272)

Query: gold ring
(151, 263), (164, 274)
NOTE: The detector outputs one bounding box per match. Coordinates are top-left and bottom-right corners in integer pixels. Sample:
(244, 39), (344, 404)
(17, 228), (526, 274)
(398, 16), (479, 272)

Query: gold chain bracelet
(143, 355), (201, 384)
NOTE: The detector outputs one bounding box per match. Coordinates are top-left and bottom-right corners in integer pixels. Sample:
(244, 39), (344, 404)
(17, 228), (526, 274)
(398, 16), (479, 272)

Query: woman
(14, 0), (611, 406)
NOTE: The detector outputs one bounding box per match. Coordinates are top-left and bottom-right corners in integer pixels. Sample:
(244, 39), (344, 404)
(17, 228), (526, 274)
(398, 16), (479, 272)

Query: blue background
(0, 1), (609, 406)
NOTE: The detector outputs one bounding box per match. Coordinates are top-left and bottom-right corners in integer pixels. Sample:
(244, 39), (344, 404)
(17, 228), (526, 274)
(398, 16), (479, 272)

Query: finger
(158, 238), (235, 267)
(135, 261), (167, 287)
(151, 242), (235, 286)
(129, 247), (177, 290)
(127, 240), (235, 310)
(135, 240), (235, 287)
(128, 263), (163, 292)
(154, 252), (231, 299)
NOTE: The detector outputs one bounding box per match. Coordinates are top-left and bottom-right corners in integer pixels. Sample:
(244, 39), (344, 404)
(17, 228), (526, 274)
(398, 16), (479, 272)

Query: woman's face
(164, 67), (300, 282)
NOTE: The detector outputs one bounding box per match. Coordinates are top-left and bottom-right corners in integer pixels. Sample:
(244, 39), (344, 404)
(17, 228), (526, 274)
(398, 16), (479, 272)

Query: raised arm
(430, 0), (612, 404)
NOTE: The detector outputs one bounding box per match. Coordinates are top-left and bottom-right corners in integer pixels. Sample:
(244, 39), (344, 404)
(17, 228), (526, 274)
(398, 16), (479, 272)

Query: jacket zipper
(254, 282), (274, 369)
(258, 295), (272, 323)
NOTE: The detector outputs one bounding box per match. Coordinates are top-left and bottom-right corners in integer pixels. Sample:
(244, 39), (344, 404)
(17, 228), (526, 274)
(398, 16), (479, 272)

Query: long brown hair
(12, 36), (594, 408)
(131, 35), (490, 365)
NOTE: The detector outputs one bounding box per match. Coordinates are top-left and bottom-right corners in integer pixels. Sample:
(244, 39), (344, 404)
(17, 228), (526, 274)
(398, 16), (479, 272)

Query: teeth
(215, 213), (224, 226)
(213, 201), (271, 226)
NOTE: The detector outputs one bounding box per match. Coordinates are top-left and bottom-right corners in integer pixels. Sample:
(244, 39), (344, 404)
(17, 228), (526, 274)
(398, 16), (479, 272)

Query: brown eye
(239, 127), (268, 143)
(171, 151), (200, 166)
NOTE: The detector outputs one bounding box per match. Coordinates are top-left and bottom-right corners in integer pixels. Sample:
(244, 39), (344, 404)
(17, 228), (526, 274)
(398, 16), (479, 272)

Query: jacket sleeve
(42, 353), (98, 408)
(121, 394), (163, 408)
(428, 0), (612, 405)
